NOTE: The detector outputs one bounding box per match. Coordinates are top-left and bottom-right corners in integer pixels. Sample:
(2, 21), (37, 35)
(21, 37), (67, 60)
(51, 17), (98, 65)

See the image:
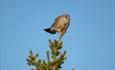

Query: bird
(44, 14), (70, 42)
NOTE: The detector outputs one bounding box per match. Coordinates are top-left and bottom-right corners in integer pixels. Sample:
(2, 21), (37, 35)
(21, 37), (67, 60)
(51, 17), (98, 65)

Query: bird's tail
(44, 28), (51, 33)
(44, 28), (56, 34)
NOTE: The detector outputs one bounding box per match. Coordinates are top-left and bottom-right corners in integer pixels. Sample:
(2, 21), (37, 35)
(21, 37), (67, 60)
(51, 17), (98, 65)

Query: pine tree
(26, 39), (74, 70)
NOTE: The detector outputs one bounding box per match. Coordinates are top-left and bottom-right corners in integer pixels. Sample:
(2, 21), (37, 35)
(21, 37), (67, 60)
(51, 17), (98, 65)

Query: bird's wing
(50, 16), (61, 28)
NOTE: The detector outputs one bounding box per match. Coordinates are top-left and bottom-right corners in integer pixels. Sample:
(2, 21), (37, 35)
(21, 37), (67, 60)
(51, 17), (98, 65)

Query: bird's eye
(65, 16), (68, 18)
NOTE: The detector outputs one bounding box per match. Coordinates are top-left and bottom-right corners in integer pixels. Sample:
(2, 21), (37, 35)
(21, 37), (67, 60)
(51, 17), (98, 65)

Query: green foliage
(26, 39), (74, 70)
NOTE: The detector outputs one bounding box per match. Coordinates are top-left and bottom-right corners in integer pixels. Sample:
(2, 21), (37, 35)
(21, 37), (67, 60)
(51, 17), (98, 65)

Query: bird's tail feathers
(44, 28), (50, 33)
(44, 28), (56, 34)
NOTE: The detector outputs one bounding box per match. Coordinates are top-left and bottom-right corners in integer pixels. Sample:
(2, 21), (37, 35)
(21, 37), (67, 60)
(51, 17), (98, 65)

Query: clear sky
(0, 0), (115, 70)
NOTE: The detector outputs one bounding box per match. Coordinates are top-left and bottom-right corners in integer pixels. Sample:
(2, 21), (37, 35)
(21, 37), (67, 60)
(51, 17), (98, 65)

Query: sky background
(0, 0), (115, 70)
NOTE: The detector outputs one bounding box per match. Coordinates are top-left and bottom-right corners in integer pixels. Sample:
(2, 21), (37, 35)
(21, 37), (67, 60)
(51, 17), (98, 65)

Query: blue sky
(0, 0), (115, 70)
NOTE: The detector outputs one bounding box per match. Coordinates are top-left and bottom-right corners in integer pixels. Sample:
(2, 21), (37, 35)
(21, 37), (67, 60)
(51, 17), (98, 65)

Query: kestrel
(44, 14), (70, 41)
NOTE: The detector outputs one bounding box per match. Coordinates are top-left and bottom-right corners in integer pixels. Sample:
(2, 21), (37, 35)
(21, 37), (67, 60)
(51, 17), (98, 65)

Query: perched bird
(44, 14), (70, 41)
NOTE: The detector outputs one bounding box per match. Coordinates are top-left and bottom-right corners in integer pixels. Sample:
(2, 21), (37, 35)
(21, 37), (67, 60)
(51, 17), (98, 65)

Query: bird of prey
(44, 14), (70, 41)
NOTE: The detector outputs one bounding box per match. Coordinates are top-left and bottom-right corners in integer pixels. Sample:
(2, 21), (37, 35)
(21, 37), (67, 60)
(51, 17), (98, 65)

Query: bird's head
(61, 14), (70, 23)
